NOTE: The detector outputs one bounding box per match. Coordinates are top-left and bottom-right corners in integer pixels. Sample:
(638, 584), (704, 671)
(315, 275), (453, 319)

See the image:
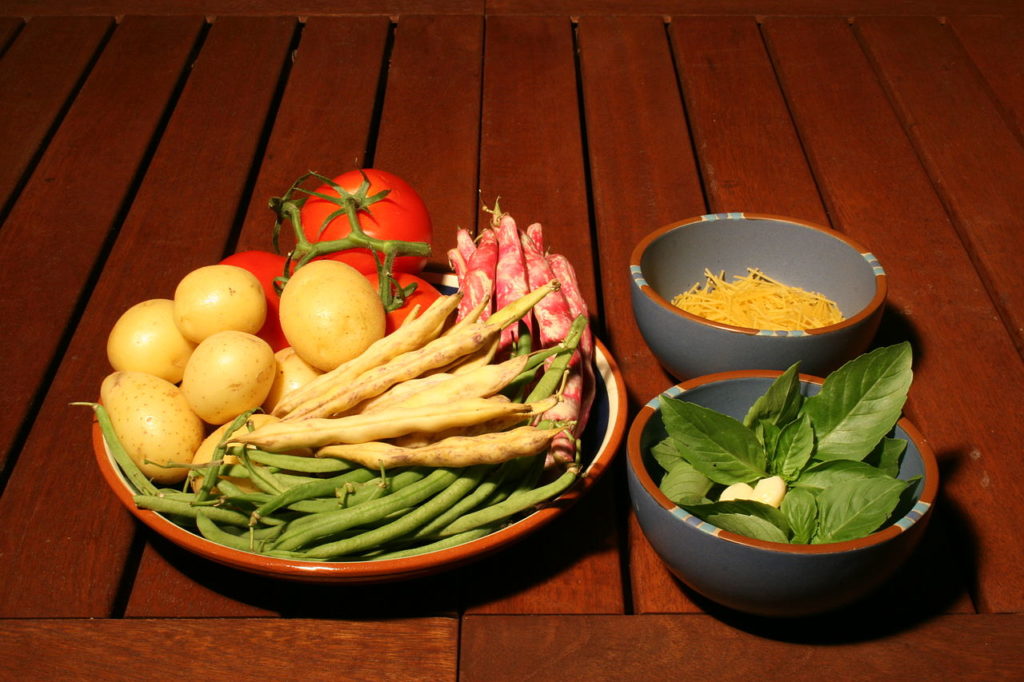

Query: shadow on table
(678, 448), (978, 644)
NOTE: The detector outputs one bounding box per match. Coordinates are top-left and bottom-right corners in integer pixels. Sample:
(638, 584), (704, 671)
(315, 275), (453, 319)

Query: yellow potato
(107, 298), (196, 383)
(100, 371), (204, 484)
(262, 347), (322, 413)
(279, 260), (385, 372)
(173, 264), (267, 343)
(180, 330), (276, 425)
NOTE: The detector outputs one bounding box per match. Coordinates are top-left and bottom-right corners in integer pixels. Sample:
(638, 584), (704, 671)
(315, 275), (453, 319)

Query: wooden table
(1, 1), (1022, 679)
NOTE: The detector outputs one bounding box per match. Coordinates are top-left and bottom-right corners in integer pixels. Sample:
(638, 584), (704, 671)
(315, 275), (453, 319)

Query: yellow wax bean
(234, 396), (556, 451)
(316, 425), (567, 468)
(272, 292), (462, 417)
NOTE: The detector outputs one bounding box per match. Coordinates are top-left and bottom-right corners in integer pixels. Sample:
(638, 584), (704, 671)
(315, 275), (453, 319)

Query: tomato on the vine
(220, 250), (290, 351)
(300, 169), (432, 275)
(369, 272), (443, 334)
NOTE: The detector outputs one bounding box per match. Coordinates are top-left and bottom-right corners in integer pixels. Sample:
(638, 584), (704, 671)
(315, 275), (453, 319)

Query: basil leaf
(659, 459), (714, 505)
(793, 459), (893, 490)
(683, 500), (791, 543)
(863, 437), (908, 478)
(651, 437), (683, 473)
(773, 413), (815, 481)
(781, 486), (818, 544)
(755, 419), (782, 461)
(803, 343), (912, 461)
(813, 476), (909, 544)
(743, 362), (803, 428)
(659, 396), (768, 485)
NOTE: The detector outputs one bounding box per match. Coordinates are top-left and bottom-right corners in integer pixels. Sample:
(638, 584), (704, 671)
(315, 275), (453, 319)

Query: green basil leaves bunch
(653, 342), (920, 544)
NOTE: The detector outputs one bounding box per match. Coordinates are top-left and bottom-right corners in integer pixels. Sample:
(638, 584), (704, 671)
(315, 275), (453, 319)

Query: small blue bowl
(629, 213), (886, 379)
(626, 371), (938, 617)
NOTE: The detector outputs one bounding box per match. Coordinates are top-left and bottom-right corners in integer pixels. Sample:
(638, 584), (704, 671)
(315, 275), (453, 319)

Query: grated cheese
(671, 268), (844, 331)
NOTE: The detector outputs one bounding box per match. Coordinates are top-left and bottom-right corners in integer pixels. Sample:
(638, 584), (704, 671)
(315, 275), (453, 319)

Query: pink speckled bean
(494, 213), (532, 350)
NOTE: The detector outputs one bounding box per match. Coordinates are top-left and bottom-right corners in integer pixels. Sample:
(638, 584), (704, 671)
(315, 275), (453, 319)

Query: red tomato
(369, 272), (443, 335)
(299, 169), (432, 274)
(220, 250), (290, 351)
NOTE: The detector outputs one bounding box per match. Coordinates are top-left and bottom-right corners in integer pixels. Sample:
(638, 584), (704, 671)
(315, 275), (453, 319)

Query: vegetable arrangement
(81, 170), (600, 563)
(653, 342), (918, 544)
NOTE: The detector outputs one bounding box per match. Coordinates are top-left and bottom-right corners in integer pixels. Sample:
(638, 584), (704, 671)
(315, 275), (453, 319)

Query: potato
(180, 330), (276, 425)
(107, 298), (197, 383)
(279, 260), (385, 372)
(100, 371), (204, 484)
(262, 347), (322, 413)
(173, 264), (267, 343)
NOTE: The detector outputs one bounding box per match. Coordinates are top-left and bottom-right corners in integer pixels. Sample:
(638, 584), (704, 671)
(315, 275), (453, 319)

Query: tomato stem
(269, 170), (431, 311)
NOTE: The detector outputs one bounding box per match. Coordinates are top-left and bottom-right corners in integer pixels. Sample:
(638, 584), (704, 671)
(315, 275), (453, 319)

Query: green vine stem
(268, 170), (431, 312)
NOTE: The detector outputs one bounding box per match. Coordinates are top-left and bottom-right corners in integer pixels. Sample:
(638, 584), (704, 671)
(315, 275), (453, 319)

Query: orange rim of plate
(93, 338), (628, 582)
(626, 368), (939, 555)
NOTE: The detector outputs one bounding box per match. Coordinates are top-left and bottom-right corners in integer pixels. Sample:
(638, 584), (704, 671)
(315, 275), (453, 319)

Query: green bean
(410, 462), (510, 539)
(196, 511), (283, 552)
(237, 449), (290, 495)
(196, 411), (258, 503)
(248, 449), (356, 474)
(294, 465), (491, 560)
(436, 464), (580, 537)
(132, 495), (280, 528)
(271, 468), (461, 551)
(249, 467), (379, 526)
(523, 315), (586, 404)
(366, 523), (501, 560)
(74, 402), (158, 496)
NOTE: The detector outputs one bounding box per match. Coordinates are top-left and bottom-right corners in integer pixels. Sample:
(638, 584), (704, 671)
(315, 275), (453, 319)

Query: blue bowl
(629, 213), (886, 379)
(626, 371), (938, 617)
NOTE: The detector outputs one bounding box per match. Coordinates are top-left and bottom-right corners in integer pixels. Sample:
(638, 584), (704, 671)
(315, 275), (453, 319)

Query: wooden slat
(234, 15), (390, 255)
(949, 16), (1024, 141)
(856, 16), (1024, 353)
(0, 16), (293, 618)
(487, 0), (1024, 15)
(0, 16), (110, 213)
(0, 17), (23, 52)
(763, 16), (1024, 614)
(465, 14), (623, 615)
(0, 617), (458, 680)
(576, 15), (704, 614)
(460, 613), (1024, 680)
(0, 15), (199, 475)
(0, 1), (482, 16)
(374, 14), (484, 267)
(670, 17), (828, 224)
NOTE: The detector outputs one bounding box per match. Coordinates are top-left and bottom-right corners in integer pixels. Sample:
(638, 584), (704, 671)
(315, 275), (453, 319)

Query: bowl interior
(640, 216), (880, 324)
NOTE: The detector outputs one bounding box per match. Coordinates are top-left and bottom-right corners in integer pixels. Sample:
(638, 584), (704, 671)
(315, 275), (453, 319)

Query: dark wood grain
(4, 0), (1023, 17)
(465, 14), (623, 615)
(855, 16), (1024, 355)
(374, 14), (484, 267)
(234, 15), (390, 255)
(669, 17), (828, 225)
(0, 16), (111, 214)
(460, 613), (1024, 680)
(576, 14), (704, 614)
(0, 16), (292, 618)
(949, 16), (1024, 141)
(0, 17), (23, 51)
(0, 15), (200, 476)
(0, 617), (458, 680)
(763, 16), (1024, 614)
